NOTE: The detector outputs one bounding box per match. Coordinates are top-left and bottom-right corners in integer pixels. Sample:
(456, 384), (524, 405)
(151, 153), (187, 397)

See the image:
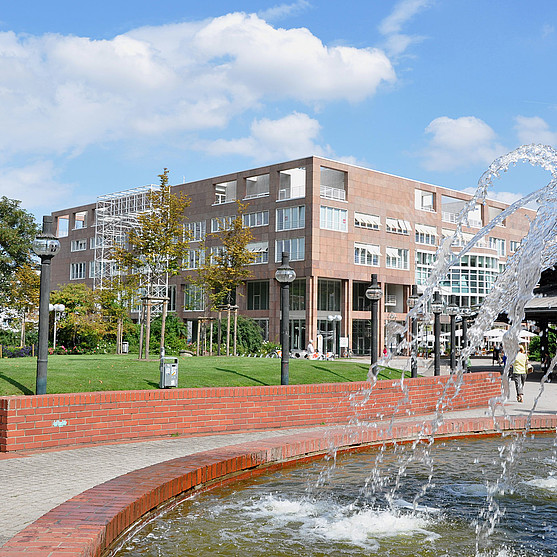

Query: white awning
(355, 212), (381, 227)
(247, 242), (268, 253)
(398, 219), (411, 232)
(415, 224), (437, 235)
(355, 242), (381, 255)
(386, 247), (400, 258)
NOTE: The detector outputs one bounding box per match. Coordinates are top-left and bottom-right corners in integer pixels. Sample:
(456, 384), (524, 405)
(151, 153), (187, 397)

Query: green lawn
(0, 354), (402, 396)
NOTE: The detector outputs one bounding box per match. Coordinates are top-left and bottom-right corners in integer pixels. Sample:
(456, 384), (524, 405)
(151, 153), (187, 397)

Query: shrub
(2, 345), (32, 358)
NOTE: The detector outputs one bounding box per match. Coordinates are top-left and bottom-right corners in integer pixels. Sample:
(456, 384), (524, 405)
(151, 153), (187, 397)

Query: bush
(2, 345), (32, 358)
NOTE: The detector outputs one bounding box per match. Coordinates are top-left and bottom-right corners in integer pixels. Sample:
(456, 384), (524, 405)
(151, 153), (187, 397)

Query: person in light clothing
(512, 345), (528, 403)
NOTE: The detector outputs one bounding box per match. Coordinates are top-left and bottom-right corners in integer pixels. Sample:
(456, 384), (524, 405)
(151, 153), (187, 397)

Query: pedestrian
(307, 339), (315, 355)
(383, 345), (388, 358)
(512, 345), (528, 403)
(492, 344), (500, 366)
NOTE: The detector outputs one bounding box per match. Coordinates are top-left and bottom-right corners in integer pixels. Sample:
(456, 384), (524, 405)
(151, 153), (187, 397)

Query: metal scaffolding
(93, 185), (166, 312)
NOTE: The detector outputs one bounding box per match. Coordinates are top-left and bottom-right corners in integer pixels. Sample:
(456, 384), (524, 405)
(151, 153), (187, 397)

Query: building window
(247, 242), (269, 264)
(386, 247), (409, 270)
(275, 238), (305, 262)
(489, 237), (506, 257)
(354, 212), (380, 230)
(386, 217), (410, 235)
(320, 206), (347, 232)
(290, 278), (306, 311)
(71, 239), (87, 252)
(185, 220), (206, 242)
(510, 240), (520, 253)
(354, 242), (380, 266)
(211, 215), (234, 233)
(279, 167), (306, 200)
(73, 211), (88, 229)
(415, 251), (436, 286)
(276, 206), (305, 231)
(415, 224), (437, 246)
(245, 174), (270, 199)
(184, 249), (205, 270)
(247, 281), (269, 310)
(167, 285), (177, 312)
(214, 180), (237, 204)
(90, 236), (105, 249)
(442, 195), (482, 228)
(320, 167), (346, 201)
(415, 189), (435, 212)
(70, 262), (86, 280)
(487, 205), (505, 226)
(352, 282), (371, 311)
(57, 215), (69, 237)
(184, 284), (205, 311)
(243, 210), (269, 228)
(318, 279), (341, 312)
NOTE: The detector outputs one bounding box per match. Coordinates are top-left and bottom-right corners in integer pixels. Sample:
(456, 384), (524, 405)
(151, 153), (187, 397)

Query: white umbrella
(519, 330), (537, 341)
(484, 329), (505, 339)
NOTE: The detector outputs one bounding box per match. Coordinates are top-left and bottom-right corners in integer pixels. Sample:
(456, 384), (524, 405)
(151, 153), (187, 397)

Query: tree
(7, 263), (40, 346)
(50, 283), (107, 349)
(112, 169), (191, 358)
(0, 197), (39, 299)
(193, 201), (255, 309)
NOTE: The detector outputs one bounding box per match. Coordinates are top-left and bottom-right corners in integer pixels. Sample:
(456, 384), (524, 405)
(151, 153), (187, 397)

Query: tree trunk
(233, 309), (238, 356)
(20, 311), (26, 347)
(160, 299), (168, 353)
(138, 302), (145, 360)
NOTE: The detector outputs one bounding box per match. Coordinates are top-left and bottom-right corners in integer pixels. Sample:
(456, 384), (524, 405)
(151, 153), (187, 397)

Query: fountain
(99, 146), (557, 556)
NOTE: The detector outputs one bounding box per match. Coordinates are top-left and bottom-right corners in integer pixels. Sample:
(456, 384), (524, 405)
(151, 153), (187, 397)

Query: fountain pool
(113, 434), (557, 556)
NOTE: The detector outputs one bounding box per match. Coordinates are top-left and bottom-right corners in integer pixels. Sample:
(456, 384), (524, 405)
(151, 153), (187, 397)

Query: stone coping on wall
(1, 413), (556, 557)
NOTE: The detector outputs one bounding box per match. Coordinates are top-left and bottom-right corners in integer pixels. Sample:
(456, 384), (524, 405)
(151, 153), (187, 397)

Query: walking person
(512, 345), (528, 402)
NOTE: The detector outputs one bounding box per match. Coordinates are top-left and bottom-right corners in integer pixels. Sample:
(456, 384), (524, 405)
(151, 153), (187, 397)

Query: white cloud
(0, 12), (395, 163)
(258, 1), (311, 21)
(514, 116), (557, 146)
(421, 116), (506, 171)
(199, 112), (330, 162)
(378, 0), (432, 56)
(0, 161), (73, 212)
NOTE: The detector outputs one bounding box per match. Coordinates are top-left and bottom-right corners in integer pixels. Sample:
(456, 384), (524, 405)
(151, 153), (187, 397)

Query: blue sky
(1, 0), (556, 218)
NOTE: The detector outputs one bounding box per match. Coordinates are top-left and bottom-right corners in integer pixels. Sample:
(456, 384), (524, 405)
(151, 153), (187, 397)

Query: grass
(0, 354), (403, 396)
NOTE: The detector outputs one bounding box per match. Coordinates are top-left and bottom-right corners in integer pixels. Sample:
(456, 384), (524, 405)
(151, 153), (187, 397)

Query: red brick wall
(0, 373), (501, 452)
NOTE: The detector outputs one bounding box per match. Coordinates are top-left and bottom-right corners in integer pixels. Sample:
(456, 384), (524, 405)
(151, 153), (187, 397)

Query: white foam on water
(244, 494), (438, 547)
(524, 476), (557, 493)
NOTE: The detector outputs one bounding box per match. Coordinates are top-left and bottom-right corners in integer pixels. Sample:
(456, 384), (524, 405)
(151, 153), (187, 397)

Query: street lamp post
(447, 295), (459, 372)
(275, 252), (296, 385)
(32, 216), (60, 395)
(49, 303), (65, 350)
(407, 285), (419, 379)
(327, 314), (342, 356)
(365, 273), (383, 370)
(431, 291), (444, 377)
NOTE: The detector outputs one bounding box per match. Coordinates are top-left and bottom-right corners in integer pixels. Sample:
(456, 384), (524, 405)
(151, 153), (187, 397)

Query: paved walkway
(1, 362), (555, 548)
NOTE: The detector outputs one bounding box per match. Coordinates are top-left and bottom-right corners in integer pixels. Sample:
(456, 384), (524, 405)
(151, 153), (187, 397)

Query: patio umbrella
(484, 329), (505, 339)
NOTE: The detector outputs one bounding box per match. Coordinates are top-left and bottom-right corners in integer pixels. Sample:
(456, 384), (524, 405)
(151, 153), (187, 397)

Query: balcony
(320, 185), (346, 201)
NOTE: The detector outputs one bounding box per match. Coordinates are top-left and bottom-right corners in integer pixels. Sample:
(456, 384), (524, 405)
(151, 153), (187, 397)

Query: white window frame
(70, 262), (86, 280)
(320, 206), (348, 232)
(243, 210), (269, 228)
(276, 206), (305, 231)
(275, 238), (305, 262)
(211, 216), (234, 233)
(386, 217), (411, 235)
(247, 241), (269, 264)
(415, 224), (437, 246)
(214, 180), (237, 205)
(71, 239), (87, 252)
(184, 284), (206, 311)
(386, 247), (409, 270)
(354, 242), (380, 266)
(185, 220), (206, 242)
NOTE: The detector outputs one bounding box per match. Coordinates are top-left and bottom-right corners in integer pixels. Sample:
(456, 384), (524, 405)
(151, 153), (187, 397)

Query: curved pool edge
(1, 414), (556, 557)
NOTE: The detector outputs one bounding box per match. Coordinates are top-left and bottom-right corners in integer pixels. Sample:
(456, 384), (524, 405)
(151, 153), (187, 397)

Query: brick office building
(50, 156), (534, 355)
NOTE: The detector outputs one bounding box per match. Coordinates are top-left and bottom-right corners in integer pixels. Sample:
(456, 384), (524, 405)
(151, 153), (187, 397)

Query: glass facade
(318, 279), (341, 312)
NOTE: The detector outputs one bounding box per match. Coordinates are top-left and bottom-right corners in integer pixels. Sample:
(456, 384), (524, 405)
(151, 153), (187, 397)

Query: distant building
(50, 156), (534, 355)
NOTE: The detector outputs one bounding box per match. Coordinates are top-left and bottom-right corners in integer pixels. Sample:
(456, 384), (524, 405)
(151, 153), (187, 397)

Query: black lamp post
(407, 285), (419, 378)
(431, 291), (444, 377)
(275, 252), (296, 385)
(365, 273), (383, 370)
(447, 295), (459, 372)
(32, 216), (60, 395)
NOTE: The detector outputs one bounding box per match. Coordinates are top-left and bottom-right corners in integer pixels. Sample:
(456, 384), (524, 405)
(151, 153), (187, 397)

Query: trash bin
(159, 356), (179, 388)
(121, 341), (129, 354)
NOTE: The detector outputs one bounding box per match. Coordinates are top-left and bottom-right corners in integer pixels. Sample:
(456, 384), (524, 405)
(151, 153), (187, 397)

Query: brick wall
(0, 373), (501, 452)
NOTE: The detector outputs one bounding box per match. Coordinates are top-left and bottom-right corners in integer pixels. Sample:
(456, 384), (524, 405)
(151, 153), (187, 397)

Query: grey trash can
(159, 356), (179, 388)
(121, 341), (129, 354)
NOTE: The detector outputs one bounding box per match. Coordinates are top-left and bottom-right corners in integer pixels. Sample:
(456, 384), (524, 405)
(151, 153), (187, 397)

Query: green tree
(112, 169), (191, 358)
(0, 197), (39, 299)
(50, 283), (107, 349)
(193, 201), (255, 309)
(7, 263), (40, 346)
